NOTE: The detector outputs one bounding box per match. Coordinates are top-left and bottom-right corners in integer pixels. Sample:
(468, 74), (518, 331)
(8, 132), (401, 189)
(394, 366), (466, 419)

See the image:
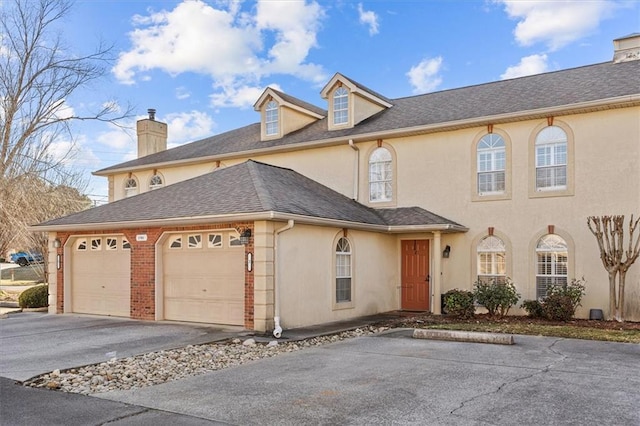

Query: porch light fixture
(53, 238), (61, 248)
(240, 229), (252, 245)
(442, 245), (451, 258)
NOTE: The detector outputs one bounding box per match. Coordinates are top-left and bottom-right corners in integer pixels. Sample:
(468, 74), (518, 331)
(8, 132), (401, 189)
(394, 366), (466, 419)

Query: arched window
(477, 236), (506, 283)
(124, 177), (138, 198)
(477, 133), (505, 195)
(536, 234), (568, 299)
(149, 174), (163, 190)
(535, 126), (567, 191)
(265, 100), (279, 136)
(335, 237), (352, 303)
(333, 87), (348, 125)
(369, 147), (392, 202)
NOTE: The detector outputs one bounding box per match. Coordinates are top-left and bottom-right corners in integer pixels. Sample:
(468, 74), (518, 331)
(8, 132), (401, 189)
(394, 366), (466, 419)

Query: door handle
(425, 275), (430, 282)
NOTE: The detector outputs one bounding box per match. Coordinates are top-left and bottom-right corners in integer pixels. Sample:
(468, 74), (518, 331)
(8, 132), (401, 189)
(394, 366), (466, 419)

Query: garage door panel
(163, 231), (244, 326)
(71, 236), (130, 317)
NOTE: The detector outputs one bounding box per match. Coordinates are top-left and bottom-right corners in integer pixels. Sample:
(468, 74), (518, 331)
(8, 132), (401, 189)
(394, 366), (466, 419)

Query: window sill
(529, 187), (574, 198)
(332, 301), (354, 311)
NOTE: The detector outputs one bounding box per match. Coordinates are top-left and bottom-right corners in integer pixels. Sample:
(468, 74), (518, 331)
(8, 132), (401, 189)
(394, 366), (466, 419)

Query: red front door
(401, 240), (430, 311)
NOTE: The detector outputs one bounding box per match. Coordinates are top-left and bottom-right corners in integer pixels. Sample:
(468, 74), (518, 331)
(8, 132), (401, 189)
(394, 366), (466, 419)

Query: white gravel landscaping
(24, 326), (388, 394)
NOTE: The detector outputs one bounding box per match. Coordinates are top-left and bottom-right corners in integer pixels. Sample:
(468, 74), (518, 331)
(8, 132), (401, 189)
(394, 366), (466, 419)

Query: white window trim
(528, 121), (574, 198)
(333, 87), (349, 126)
(471, 129), (512, 202)
(265, 100), (279, 137)
(333, 235), (354, 310)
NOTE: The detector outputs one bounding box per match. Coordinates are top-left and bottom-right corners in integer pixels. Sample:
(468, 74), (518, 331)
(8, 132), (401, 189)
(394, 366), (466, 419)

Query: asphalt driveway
(96, 331), (640, 425)
(1, 313), (639, 425)
(0, 312), (240, 381)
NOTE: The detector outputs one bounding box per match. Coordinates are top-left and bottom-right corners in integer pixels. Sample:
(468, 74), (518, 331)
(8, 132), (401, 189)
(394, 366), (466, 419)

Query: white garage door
(71, 236), (131, 317)
(163, 231), (244, 325)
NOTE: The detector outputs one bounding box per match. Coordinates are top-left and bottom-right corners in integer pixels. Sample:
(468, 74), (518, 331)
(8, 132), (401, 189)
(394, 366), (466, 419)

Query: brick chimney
(136, 108), (167, 158)
(613, 33), (640, 63)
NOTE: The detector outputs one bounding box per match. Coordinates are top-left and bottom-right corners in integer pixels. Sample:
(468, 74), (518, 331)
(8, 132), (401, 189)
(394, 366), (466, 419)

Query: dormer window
(333, 87), (348, 125)
(265, 101), (279, 136)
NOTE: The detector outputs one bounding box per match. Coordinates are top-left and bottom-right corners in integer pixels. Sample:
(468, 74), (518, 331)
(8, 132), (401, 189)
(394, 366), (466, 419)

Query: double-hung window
(333, 87), (348, 125)
(535, 126), (567, 191)
(535, 234), (568, 299)
(477, 134), (506, 195)
(335, 238), (352, 303)
(369, 147), (392, 202)
(265, 101), (279, 136)
(477, 236), (506, 284)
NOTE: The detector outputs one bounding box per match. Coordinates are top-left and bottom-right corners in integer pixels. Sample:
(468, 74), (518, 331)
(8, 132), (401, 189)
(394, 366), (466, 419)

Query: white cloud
(406, 56), (444, 94)
(113, 0), (327, 106)
(210, 83), (281, 108)
(357, 3), (379, 36)
(497, 0), (616, 51)
(501, 54), (549, 79)
(164, 110), (215, 145)
(175, 86), (191, 100)
(96, 123), (135, 150)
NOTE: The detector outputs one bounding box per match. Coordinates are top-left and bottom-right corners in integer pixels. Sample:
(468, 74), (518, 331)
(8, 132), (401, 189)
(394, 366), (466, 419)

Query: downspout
(273, 219), (295, 338)
(348, 139), (359, 201)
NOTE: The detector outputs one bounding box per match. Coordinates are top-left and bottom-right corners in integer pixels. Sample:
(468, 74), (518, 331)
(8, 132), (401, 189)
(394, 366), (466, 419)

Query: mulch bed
(376, 312), (640, 331)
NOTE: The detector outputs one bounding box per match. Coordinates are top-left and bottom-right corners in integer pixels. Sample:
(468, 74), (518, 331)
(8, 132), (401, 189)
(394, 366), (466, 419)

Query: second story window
(124, 177), (138, 198)
(333, 87), (348, 125)
(477, 134), (505, 195)
(369, 147), (392, 202)
(535, 126), (567, 191)
(265, 101), (279, 136)
(149, 174), (163, 190)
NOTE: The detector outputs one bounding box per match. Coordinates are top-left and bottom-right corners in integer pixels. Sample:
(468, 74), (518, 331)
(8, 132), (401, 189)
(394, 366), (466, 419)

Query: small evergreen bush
(18, 285), (48, 308)
(473, 277), (520, 318)
(443, 289), (475, 318)
(521, 299), (544, 318)
(542, 278), (586, 321)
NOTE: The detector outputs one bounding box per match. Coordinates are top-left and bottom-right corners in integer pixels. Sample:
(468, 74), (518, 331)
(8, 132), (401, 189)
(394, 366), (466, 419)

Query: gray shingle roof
(37, 161), (465, 231)
(269, 88), (327, 117)
(96, 60), (640, 174)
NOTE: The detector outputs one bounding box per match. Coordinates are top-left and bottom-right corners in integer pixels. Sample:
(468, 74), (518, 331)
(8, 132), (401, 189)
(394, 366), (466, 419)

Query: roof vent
(613, 33), (640, 63)
(148, 108), (156, 120)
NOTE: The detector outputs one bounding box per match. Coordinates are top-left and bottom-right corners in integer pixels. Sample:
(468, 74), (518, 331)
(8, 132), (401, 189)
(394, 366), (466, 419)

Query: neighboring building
(35, 35), (640, 332)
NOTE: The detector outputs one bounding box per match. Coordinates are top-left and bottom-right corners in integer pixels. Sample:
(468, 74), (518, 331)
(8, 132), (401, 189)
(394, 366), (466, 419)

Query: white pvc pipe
(273, 220), (294, 338)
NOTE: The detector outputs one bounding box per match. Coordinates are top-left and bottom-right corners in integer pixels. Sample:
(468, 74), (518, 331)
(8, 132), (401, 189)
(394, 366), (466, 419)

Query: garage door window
(122, 239), (131, 250)
(169, 236), (182, 249)
(229, 234), (242, 247)
(77, 239), (87, 251)
(106, 238), (117, 250)
(91, 238), (102, 250)
(188, 234), (202, 249)
(208, 234), (222, 248)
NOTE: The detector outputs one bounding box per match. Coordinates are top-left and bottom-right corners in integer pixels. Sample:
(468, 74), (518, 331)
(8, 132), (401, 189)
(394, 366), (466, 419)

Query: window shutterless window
(335, 237), (352, 303)
(124, 178), (138, 197)
(477, 235), (506, 284)
(535, 234), (568, 299)
(333, 87), (348, 125)
(535, 126), (567, 191)
(265, 101), (279, 136)
(149, 174), (163, 190)
(477, 134), (506, 195)
(369, 147), (392, 202)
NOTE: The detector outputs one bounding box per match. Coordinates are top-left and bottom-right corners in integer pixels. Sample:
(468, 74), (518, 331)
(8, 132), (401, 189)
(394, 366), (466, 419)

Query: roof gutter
(93, 94), (640, 176)
(30, 211), (468, 234)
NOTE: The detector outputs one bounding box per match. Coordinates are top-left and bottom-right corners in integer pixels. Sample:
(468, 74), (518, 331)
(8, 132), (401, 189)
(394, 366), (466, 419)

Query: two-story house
(35, 34), (640, 333)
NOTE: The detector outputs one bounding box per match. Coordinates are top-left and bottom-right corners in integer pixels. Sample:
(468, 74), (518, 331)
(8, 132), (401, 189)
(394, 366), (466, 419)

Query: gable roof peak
(320, 72), (393, 107)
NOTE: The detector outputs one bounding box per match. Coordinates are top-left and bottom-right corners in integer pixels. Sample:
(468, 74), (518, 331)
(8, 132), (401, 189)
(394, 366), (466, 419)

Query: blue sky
(52, 0), (639, 202)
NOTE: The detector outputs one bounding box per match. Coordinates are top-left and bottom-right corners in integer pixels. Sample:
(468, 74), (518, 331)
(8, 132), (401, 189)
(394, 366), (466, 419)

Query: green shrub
(473, 277), (520, 318)
(18, 285), (48, 308)
(521, 299), (544, 318)
(443, 289), (475, 318)
(542, 278), (586, 321)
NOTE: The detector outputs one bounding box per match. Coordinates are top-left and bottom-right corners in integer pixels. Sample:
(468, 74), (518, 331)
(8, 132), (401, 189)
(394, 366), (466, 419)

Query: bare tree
(587, 215), (640, 322)
(0, 0), (131, 261)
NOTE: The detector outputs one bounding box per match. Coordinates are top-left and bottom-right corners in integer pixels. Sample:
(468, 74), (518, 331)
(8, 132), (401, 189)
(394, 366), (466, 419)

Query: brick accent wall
(54, 221), (255, 329)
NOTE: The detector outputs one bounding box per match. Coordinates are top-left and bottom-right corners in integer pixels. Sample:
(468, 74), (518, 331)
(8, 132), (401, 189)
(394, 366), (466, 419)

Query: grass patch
(424, 322), (640, 343)
(0, 265), (44, 285)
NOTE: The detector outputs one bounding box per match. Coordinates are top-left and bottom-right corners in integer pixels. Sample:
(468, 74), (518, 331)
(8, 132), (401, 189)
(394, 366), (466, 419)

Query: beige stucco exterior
(102, 103), (640, 323)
